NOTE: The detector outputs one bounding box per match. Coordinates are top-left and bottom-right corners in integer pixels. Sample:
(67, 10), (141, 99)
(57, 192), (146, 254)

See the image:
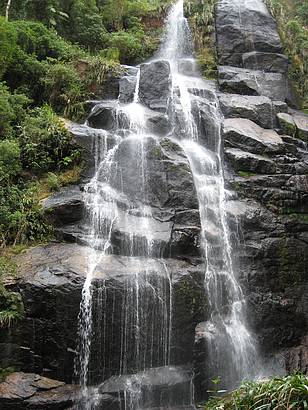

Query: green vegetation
(204, 373), (308, 409)
(0, 255), (24, 328)
(238, 171), (257, 178)
(0, 0), (173, 250)
(184, 0), (217, 79)
(266, 0), (308, 110)
(0, 367), (15, 381)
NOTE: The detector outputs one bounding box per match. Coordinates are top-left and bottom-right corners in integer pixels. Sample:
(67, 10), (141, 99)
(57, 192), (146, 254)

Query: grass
(204, 373), (308, 410)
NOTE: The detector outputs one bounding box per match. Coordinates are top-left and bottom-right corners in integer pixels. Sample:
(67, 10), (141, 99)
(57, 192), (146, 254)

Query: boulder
(118, 75), (137, 103)
(277, 112), (297, 137)
(242, 51), (288, 73)
(289, 109), (308, 141)
(98, 366), (194, 410)
(0, 244), (205, 385)
(223, 118), (284, 153)
(139, 60), (171, 111)
(87, 102), (118, 130)
(225, 148), (276, 174)
(0, 372), (79, 410)
(218, 66), (287, 101)
(42, 186), (84, 227)
(216, 0), (283, 66)
(218, 94), (276, 128)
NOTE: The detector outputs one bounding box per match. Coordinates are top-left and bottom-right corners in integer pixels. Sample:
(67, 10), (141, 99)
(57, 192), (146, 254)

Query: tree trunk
(5, 0), (12, 21)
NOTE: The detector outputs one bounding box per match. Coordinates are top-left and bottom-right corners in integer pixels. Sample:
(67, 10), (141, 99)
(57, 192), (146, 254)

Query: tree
(5, 0), (11, 21)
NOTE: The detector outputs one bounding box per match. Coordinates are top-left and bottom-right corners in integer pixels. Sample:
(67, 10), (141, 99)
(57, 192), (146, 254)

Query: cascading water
(74, 0), (261, 408)
(158, 0), (261, 390)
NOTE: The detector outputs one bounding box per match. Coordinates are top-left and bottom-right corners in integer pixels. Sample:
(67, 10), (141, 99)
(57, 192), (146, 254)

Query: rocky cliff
(215, 0), (308, 374)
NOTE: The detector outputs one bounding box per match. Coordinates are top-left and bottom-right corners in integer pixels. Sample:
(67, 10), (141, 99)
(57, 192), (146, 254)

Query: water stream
(74, 0), (261, 408)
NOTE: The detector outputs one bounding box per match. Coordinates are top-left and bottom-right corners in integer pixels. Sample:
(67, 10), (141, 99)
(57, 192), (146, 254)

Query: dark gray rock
(87, 102), (118, 130)
(218, 94), (276, 128)
(242, 51), (288, 73)
(146, 111), (171, 136)
(289, 109), (308, 141)
(42, 186), (84, 227)
(225, 148), (276, 174)
(98, 366), (194, 410)
(218, 66), (287, 101)
(139, 60), (171, 111)
(0, 372), (79, 410)
(216, 0), (283, 66)
(0, 244), (205, 384)
(223, 118), (284, 153)
(178, 59), (198, 76)
(119, 75), (137, 103)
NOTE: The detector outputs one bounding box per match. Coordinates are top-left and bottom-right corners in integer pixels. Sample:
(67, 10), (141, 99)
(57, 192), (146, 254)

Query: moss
(238, 171), (257, 178)
(0, 367), (15, 382)
(287, 213), (308, 223)
(0, 252), (24, 328)
(177, 277), (207, 317)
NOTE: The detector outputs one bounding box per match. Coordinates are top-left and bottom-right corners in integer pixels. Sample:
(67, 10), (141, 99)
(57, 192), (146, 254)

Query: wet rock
(216, 0), (283, 66)
(277, 112), (297, 137)
(0, 372), (79, 410)
(93, 65), (137, 100)
(225, 148), (276, 174)
(178, 59), (198, 76)
(191, 97), (221, 151)
(242, 51), (288, 73)
(218, 94), (276, 128)
(105, 136), (199, 212)
(223, 118), (284, 153)
(289, 109), (308, 141)
(119, 75), (137, 103)
(42, 186), (84, 227)
(0, 244), (205, 384)
(139, 60), (171, 111)
(87, 102), (118, 130)
(98, 366), (194, 410)
(218, 66), (287, 101)
(146, 111), (171, 136)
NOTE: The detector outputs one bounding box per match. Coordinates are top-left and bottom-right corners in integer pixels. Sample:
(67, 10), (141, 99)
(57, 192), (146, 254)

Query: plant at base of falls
(0, 257), (24, 328)
(184, 0), (217, 79)
(0, 283), (24, 328)
(204, 373), (308, 410)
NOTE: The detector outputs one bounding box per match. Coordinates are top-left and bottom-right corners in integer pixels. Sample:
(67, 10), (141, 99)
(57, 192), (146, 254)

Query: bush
(105, 30), (144, 64)
(0, 17), (17, 78)
(42, 62), (82, 114)
(0, 140), (21, 184)
(19, 105), (81, 174)
(204, 373), (308, 410)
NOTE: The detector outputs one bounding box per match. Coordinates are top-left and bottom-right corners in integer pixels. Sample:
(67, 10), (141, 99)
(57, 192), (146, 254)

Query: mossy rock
(277, 112), (297, 137)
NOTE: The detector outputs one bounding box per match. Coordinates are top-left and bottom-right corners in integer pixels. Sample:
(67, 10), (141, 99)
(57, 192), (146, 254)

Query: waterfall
(159, 0), (261, 390)
(74, 0), (261, 408)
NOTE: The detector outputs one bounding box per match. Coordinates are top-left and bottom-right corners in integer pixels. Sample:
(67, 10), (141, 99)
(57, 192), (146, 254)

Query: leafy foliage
(266, 0), (308, 109)
(204, 373), (308, 410)
(184, 0), (217, 79)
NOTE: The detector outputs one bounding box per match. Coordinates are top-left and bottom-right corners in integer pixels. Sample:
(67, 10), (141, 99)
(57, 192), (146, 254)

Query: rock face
(0, 244), (206, 385)
(139, 60), (172, 111)
(216, 0), (283, 67)
(216, 0), (308, 377)
(0, 372), (79, 410)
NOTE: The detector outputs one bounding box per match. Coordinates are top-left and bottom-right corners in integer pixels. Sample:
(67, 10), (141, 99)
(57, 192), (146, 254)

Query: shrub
(42, 62), (82, 114)
(0, 139), (21, 185)
(204, 373), (308, 410)
(19, 105), (80, 174)
(0, 16), (17, 78)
